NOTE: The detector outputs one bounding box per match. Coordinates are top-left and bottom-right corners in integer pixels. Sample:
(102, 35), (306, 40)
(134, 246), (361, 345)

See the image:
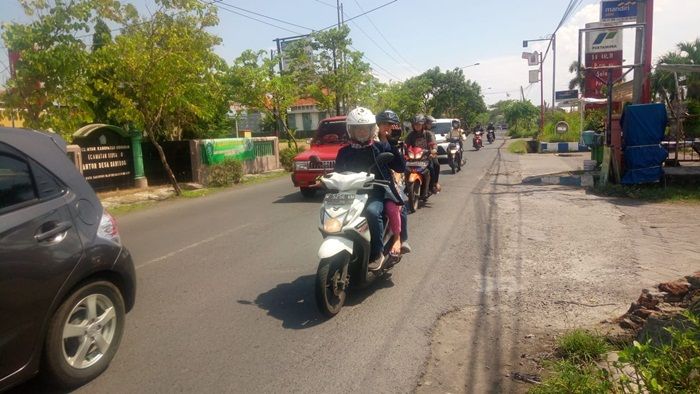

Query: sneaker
(400, 241), (412, 254)
(368, 254), (385, 271)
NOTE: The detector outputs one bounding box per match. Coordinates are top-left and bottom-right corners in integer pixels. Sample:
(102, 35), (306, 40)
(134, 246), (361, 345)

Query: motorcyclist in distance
(448, 119), (465, 150)
(334, 107), (406, 271)
(405, 115), (441, 196)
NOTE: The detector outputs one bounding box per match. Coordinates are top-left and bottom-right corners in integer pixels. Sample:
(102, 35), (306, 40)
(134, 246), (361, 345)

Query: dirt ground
(416, 150), (700, 393)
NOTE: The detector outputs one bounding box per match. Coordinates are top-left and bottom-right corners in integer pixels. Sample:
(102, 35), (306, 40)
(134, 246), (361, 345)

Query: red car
(291, 116), (347, 197)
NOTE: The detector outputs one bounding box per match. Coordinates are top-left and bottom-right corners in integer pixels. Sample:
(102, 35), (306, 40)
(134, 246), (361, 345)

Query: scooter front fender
(318, 236), (353, 259)
(408, 173), (422, 184)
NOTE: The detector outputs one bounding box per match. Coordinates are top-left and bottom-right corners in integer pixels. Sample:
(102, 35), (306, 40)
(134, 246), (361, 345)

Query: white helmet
(346, 107), (377, 144)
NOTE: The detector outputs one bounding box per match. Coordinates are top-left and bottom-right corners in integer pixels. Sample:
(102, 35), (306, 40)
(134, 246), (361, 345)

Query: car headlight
(294, 161), (309, 170)
(323, 217), (343, 233)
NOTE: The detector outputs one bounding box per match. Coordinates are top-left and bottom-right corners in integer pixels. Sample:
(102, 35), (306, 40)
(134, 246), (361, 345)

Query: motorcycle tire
(315, 254), (349, 318)
(448, 156), (456, 174)
(407, 181), (420, 213)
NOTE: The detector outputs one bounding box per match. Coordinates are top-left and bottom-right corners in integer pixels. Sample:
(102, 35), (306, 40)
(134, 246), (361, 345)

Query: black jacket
(335, 141), (405, 202)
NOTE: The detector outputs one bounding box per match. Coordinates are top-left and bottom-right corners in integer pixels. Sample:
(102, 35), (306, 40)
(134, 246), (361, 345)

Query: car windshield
(314, 120), (347, 144)
(432, 122), (452, 134)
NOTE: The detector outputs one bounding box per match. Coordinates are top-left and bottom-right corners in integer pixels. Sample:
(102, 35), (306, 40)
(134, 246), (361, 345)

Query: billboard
(586, 26), (623, 53)
(555, 90), (579, 101)
(600, 0), (638, 23)
(202, 138), (255, 165)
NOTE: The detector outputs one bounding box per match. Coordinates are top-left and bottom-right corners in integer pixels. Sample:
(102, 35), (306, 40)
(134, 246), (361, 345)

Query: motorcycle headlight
(294, 161), (309, 170)
(323, 216), (343, 233)
(408, 151), (416, 160)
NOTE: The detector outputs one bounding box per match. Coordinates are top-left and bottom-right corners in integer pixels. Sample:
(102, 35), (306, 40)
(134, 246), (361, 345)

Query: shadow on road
(345, 275), (395, 307)
(6, 378), (70, 394)
(273, 191), (324, 204)
(240, 274), (324, 329)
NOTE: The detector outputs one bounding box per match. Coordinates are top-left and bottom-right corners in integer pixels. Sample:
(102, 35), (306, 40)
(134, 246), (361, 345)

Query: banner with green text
(202, 138), (255, 164)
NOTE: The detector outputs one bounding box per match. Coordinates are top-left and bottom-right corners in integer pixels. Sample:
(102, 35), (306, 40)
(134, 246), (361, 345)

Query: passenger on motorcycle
(376, 109), (412, 256)
(448, 119), (465, 150)
(335, 107), (406, 271)
(405, 115), (441, 195)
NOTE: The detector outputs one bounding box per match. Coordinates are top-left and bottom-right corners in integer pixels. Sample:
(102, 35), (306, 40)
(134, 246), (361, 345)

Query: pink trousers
(384, 200), (401, 236)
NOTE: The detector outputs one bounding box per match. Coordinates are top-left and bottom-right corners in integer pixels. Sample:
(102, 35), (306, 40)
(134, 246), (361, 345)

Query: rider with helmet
(487, 122), (496, 143)
(335, 107), (406, 270)
(405, 114), (441, 195)
(375, 110), (412, 256)
(448, 119), (465, 150)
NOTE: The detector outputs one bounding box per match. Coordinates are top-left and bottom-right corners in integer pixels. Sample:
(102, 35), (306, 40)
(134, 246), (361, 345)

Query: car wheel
(43, 281), (125, 389)
(300, 187), (316, 198)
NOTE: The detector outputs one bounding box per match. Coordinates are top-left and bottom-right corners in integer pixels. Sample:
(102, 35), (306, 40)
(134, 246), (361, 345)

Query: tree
(568, 60), (585, 91)
(1, 0), (134, 138)
(92, 0), (227, 195)
(503, 100), (539, 134)
(227, 49), (300, 148)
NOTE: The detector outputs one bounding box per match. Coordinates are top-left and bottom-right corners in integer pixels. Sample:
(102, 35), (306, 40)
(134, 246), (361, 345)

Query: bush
(530, 361), (613, 394)
(208, 158), (243, 187)
(541, 110), (582, 142)
(508, 140), (528, 154)
(280, 146), (305, 172)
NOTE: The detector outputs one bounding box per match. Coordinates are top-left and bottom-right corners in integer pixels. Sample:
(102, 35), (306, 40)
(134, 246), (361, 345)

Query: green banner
(202, 138), (255, 164)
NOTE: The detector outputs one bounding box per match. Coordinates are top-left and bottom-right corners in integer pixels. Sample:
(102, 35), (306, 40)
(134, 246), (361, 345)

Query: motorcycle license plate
(324, 193), (355, 205)
(406, 161), (429, 167)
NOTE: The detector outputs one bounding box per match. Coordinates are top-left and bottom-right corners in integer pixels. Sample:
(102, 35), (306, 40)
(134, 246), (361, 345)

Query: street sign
(529, 69), (540, 83)
(527, 51), (539, 66)
(601, 0), (638, 23)
(555, 90), (579, 101)
(555, 121), (570, 134)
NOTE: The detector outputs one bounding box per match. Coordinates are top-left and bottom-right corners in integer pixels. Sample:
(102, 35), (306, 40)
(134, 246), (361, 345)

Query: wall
(190, 137), (280, 185)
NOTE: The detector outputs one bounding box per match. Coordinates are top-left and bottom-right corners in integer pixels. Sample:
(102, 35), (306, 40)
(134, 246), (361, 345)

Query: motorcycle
(404, 145), (432, 213)
(314, 153), (403, 317)
(446, 138), (465, 174)
(473, 131), (484, 151)
(487, 129), (495, 144)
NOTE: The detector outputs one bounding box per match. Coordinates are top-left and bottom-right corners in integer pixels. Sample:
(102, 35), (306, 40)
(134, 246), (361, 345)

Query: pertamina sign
(586, 27), (622, 53)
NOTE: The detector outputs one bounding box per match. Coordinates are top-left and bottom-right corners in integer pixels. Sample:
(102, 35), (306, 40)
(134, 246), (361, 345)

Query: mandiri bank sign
(600, 0), (638, 23)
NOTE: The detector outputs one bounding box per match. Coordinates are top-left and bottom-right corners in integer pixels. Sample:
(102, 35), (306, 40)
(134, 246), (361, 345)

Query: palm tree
(568, 60), (585, 91)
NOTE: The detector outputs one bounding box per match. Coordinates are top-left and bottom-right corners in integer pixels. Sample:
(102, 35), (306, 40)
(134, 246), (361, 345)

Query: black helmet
(425, 115), (435, 124)
(376, 110), (400, 125)
(412, 114), (426, 124)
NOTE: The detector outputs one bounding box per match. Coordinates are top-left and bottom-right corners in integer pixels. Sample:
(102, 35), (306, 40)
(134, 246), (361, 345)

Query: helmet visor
(348, 124), (375, 142)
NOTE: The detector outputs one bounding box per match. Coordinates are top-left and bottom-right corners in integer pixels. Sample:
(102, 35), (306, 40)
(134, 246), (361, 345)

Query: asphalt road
(14, 136), (506, 393)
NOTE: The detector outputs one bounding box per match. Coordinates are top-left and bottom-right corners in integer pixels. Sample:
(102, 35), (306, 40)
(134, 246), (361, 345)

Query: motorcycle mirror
(376, 152), (394, 165)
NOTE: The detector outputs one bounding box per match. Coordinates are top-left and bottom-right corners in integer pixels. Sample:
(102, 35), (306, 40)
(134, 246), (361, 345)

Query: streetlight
(459, 62), (480, 69)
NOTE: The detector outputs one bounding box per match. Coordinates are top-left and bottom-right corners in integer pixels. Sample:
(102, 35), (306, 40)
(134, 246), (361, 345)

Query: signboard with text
(584, 51), (623, 99)
(601, 0), (638, 23)
(74, 129), (134, 191)
(555, 90), (579, 101)
(202, 138), (255, 165)
(586, 25), (623, 53)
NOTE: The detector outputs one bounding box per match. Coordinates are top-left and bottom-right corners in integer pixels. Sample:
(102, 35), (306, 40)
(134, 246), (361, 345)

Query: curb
(539, 142), (589, 153)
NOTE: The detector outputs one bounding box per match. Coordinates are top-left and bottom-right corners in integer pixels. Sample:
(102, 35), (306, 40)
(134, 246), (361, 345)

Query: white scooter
(314, 152), (402, 317)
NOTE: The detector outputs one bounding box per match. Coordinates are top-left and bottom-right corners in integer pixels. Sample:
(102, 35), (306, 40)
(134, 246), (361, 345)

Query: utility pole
(539, 51), (544, 134)
(552, 34), (557, 112)
(633, 0), (654, 104)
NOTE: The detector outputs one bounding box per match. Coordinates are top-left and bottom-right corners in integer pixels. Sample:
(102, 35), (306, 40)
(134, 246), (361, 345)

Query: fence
(662, 140), (700, 162)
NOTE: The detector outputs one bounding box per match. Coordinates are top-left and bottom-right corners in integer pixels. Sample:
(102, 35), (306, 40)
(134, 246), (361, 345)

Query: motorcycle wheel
(457, 153), (462, 171)
(315, 254), (349, 318)
(407, 181), (420, 213)
(448, 156), (456, 174)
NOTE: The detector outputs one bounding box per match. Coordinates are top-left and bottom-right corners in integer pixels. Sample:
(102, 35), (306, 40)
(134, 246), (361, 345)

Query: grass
(594, 183), (700, 203)
(108, 201), (157, 216)
(508, 140), (528, 154)
(530, 312), (700, 394)
(556, 330), (610, 363)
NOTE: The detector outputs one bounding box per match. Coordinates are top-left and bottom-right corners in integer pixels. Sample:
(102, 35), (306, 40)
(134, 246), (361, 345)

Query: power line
(214, 1), (314, 31)
(349, 44), (401, 81)
(208, 1), (305, 35)
(318, 0), (397, 31)
(350, 0), (420, 74)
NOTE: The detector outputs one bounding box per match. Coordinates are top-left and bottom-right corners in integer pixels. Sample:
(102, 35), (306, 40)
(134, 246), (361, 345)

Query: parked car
(291, 116), (347, 198)
(0, 128), (136, 390)
(430, 118), (459, 164)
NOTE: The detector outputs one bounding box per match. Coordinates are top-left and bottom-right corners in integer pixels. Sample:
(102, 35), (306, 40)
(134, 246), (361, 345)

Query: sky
(1, 0), (699, 106)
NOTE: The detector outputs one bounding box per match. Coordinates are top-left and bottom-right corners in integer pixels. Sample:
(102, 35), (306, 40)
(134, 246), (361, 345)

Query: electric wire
(213, 1), (315, 31)
(350, 0), (420, 74)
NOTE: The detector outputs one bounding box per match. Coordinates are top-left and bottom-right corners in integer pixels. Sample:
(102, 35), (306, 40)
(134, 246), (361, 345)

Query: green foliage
(499, 100), (539, 137)
(0, 0), (134, 139)
(541, 110), (582, 142)
(584, 109), (606, 133)
(530, 360), (613, 394)
(208, 158), (243, 187)
(594, 183), (700, 203)
(557, 330), (610, 363)
(280, 146), (305, 172)
(508, 140), (527, 154)
(533, 312), (700, 394)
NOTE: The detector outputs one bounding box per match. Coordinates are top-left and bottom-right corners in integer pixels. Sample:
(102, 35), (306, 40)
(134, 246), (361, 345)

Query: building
(286, 97), (328, 138)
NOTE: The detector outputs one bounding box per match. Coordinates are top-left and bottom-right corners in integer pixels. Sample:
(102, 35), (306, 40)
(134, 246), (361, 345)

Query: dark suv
(0, 128), (136, 390)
